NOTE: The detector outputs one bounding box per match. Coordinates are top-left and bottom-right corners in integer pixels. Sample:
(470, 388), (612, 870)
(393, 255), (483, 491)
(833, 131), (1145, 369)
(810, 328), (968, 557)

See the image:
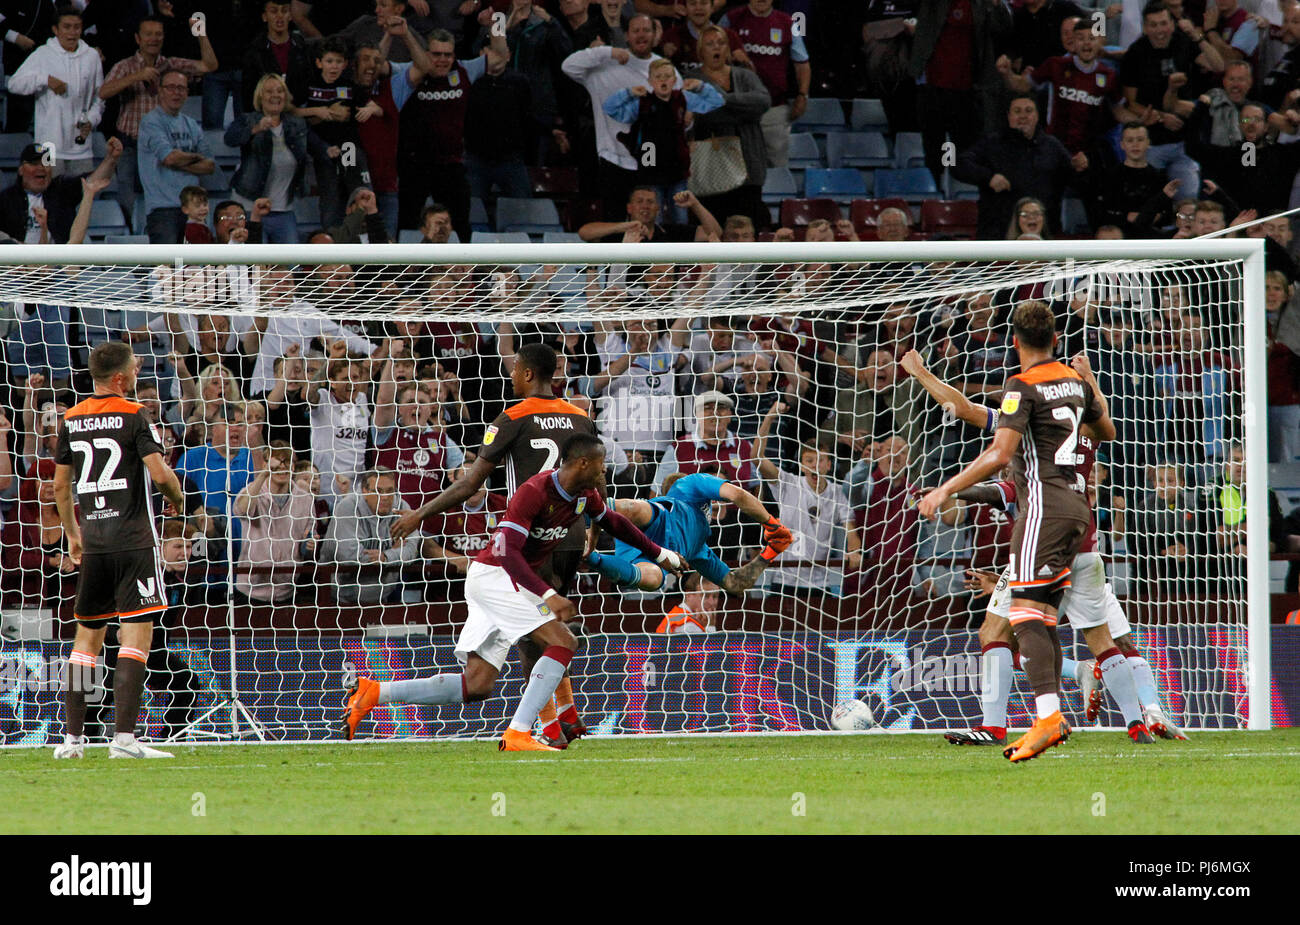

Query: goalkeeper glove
(760, 517), (793, 560)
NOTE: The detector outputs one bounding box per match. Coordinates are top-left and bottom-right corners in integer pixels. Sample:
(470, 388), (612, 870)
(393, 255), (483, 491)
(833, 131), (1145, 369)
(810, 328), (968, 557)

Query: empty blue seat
(541, 231), (582, 243)
(205, 129), (242, 168)
(893, 132), (926, 169)
(787, 132), (823, 169)
(104, 234), (150, 245)
(761, 166), (801, 203)
(792, 98), (846, 134)
(473, 231), (532, 244)
(826, 132), (891, 168)
(803, 168), (870, 202)
(398, 229), (423, 243)
(469, 197), (491, 232)
(849, 98), (889, 133)
(87, 199), (129, 237)
(946, 174), (981, 201)
(873, 167), (938, 202)
(0, 133), (35, 169)
(496, 197), (563, 234)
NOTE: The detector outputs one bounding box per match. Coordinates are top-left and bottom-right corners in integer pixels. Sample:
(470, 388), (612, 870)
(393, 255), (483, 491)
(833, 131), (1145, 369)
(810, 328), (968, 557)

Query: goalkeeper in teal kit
(586, 472), (793, 594)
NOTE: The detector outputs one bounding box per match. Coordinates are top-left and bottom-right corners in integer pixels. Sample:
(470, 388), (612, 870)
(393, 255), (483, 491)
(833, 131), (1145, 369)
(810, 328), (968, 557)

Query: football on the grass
(830, 699), (874, 731)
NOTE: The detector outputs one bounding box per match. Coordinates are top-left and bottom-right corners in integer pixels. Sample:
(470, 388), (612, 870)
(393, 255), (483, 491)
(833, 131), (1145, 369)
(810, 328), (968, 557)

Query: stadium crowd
(2, 0), (1300, 626)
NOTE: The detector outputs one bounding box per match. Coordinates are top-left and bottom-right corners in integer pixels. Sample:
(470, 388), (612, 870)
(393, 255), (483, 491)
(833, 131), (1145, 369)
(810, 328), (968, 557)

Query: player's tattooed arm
(721, 551), (773, 595)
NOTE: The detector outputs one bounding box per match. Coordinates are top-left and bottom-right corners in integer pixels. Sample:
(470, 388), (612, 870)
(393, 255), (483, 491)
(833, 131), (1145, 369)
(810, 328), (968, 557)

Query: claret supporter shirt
(396, 56), (487, 166)
(720, 4), (809, 105)
(1033, 54), (1123, 153)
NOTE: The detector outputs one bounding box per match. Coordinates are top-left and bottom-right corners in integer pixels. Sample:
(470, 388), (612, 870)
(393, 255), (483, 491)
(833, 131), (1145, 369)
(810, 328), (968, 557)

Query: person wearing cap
(652, 389), (759, 494)
(6, 5), (104, 178)
(0, 136), (121, 243)
(326, 186), (393, 244)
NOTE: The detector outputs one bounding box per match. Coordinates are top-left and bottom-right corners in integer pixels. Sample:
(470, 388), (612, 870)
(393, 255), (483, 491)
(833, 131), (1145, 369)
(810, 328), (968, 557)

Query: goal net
(0, 240), (1270, 744)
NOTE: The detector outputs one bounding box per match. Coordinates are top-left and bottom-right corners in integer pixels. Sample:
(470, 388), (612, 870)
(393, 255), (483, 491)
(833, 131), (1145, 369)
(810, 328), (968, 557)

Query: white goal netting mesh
(0, 246), (1255, 742)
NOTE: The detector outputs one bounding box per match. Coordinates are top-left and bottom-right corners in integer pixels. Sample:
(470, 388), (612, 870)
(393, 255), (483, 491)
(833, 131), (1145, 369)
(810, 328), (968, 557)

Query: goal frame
(0, 237), (1271, 732)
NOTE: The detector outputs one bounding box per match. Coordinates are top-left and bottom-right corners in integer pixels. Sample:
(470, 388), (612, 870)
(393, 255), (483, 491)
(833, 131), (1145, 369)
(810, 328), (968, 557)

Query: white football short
(454, 562), (556, 670)
(985, 553), (1131, 638)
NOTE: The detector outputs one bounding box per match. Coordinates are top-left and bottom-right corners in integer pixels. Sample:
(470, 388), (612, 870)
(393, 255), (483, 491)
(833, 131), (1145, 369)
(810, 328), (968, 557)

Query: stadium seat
(563, 197), (602, 232)
(920, 200), (979, 238)
(826, 132), (891, 169)
(893, 132), (926, 169)
(761, 166), (801, 203)
(803, 168), (870, 202)
(849, 197), (911, 228)
(87, 199), (128, 237)
(946, 174), (981, 200)
(182, 96), (202, 121)
(205, 129), (242, 168)
(788, 132), (823, 169)
(792, 98), (847, 134)
(541, 231), (582, 243)
(496, 197), (564, 234)
(0, 133), (34, 169)
(873, 167), (938, 202)
(469, 197), (491, 232)
(104, 234), (149, 245)
(528, 166), (579, 200)
(0, 170), (13, 190)
(473, 231), (531, 244)
(397, 229), (423, 243)
(779, 198), (842, 227)
(849, 98), (889, 133)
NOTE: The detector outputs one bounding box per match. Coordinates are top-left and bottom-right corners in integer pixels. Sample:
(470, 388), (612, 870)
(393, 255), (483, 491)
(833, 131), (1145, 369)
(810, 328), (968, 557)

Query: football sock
(509, 647), (572, 733)
(1097, 648), (1143, 726)
(539, 698), (562, 739)
(1011, 614), (1060, 716)
(381, 674), (465, 705)
(1060, 657), (1080, 684)
(980, 642), (1012, 730)
(112, 649), (148, 735)
(64, 649), (97, 738)
(587, 551), (641, 589)
(1128, 655), (1160, 709)
(554, 676), (579, 724)
(1034, 693), (1061, 719)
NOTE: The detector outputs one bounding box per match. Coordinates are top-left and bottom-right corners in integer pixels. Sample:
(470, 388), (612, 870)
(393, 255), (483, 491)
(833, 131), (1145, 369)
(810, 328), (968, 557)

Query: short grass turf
(3, 730), (1297, 834)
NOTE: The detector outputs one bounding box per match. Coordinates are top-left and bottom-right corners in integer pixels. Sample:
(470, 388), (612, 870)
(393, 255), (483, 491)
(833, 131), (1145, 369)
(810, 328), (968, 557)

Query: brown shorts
(1008, 512), (1088, 599)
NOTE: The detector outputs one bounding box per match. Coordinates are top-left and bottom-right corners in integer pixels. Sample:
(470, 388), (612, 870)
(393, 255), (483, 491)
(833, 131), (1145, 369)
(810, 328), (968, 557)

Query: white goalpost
(0, 239), (1271, 743)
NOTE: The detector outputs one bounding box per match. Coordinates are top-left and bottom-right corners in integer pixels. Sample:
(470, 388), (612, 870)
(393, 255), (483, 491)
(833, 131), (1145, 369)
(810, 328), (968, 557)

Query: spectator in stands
(175, 402), (255, 517)
(1119, 1), (1225, 198)
(578, 185), (722, 241)
(719, 0), (810, 169)
(340, 0), (432, 63)
(1, 0), (57, 132)
(1005, 196), (1050, 240)
(754, 413), (858, 595)
(1093, 123), (1177, 237)
(138, 70), (216, 243)
(852, 432), (917, 607)
(240, 0), (312, 110)
(1156, 310), (1239, 462)
(1171, 195), (1197, 237)
(687, 316), (756, 395)
(19, 376), (66, 473)
(180, 185), (214, 243)
(7, 5), (104, 177)
(309, 353), (373, 503)
(397, 27), (506, 242)
(417, 202), (454, 242)
(17, 459), (76, 615)
(225, 73), (326, 245)
(655, 572), (721, 633)
(557, 0), (609, 51)
(653, 389), (759, 494)
(463, 38), (534, 202)
(296, 36), (370, 231)
(949, 291), (1009, 399)
(1186, 98), (1300, 215)
(98, 14), (217, 226)
(327, 186), (392, 243)
(372, 354), (466, 515)
(478, 0), (573, 163)
(603, 61), (724, 220)
(876, 207), (910, 242)
(1203, 0), (1260, 65)
(419, 451), (507, 595)
(562, 13), (679, 219)
(692, 22), (771, 229)
(0, 138), (121, 243)
(323, 467), (421, 605)
(1267, 270), (1300, 462)
(1009, 0), (1087, 70)
(953, 94), (1077, 240)
(662, 0), (746, 70)
(1259, 3), (1300, 110)
(1127, 459), (1204, 597)
(910, 0), (1011, 184)
(232, 440), (315, 604)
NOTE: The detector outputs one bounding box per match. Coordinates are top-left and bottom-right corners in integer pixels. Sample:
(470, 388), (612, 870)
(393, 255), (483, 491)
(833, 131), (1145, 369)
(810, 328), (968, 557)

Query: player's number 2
(531, 437), (560, 471)
(1052, 406), (1084, 466)
(69, 438), (127, 495)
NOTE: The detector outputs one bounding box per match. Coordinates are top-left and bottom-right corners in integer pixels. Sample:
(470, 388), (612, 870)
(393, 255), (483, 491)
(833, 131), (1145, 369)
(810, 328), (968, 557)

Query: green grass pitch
(3, 730), (1298, 835)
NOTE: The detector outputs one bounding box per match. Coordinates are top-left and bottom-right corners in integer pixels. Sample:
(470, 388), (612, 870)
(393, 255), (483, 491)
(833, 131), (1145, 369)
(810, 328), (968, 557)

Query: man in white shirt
(561, 12), (680, 220)
(247, 300), (375, 397)
(308, 354), (372, 504)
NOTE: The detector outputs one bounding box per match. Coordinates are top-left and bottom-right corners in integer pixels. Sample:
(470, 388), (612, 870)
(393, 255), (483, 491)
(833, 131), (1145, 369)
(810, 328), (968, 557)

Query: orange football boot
(499, 728), (560, 752)
(342, 677), (380, 741)
(1005, 711), (1071, 763)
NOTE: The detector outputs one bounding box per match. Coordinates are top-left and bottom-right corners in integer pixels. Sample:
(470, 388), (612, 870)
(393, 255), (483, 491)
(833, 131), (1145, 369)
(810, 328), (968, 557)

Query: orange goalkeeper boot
(1005, 711), (1071, 763)
(499, 728), (560, 752)
(342, 677), (380, 741)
